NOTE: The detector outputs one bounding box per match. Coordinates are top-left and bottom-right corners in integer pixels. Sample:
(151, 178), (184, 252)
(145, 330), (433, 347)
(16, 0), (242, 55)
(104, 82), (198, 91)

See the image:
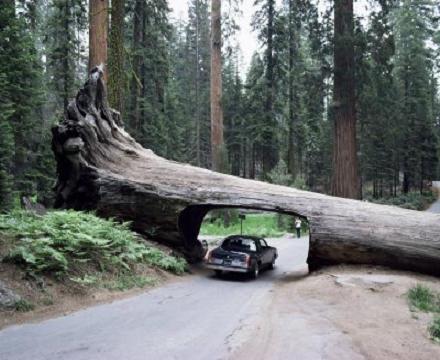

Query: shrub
(0, 210), (187, 277)
(408, 284), (440, 313)
(366, 191), (436, 211)
(200, 213), (287, 237)
(408, 285), (440, 344)
(429, 317), (440, 342)
(14, 299), (34, 312)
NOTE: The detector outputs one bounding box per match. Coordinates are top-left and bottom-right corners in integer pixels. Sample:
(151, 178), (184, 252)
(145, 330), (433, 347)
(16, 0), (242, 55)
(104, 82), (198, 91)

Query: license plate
(231, 260), (242, 266)
(223, 259), (232, 265)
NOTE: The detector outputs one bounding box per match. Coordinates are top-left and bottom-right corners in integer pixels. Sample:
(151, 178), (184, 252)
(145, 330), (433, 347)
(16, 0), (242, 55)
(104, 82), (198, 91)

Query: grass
(0, 210), (187, 279)
(200, 213), (287, 238)
(430, 318), (440, 342)
(70, 273), (157, 291)
(366, 191), (436, 211)
(408, 284), (440, 312)
(103, 274), (157, 291)
(14, 299), (35, 312)
(408, 284), (440, 343)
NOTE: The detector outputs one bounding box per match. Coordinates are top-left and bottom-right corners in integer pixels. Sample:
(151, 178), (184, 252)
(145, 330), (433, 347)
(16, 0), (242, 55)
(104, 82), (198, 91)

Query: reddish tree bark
(89, 0), (109, 81)
(331, 0), (360, 199)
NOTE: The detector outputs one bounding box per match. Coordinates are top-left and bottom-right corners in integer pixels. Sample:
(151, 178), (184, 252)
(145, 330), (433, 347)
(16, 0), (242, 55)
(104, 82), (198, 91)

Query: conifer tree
(0, 0), (45, 207)
(108, 0), (125, 113)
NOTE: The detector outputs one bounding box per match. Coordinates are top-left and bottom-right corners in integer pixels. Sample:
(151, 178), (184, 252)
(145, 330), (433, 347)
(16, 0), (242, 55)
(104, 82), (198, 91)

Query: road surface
(0, 235), (312, 360)
(427, 181), (440, 213)
(0, 233), (398, 360)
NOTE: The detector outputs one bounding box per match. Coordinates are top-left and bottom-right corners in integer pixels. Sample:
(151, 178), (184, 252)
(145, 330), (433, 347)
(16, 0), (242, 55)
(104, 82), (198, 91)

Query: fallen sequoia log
(52, 69), (440, 276)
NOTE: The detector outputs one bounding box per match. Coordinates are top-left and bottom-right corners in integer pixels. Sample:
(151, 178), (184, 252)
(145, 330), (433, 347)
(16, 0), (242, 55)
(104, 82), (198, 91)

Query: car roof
(224, 235), (264, 241)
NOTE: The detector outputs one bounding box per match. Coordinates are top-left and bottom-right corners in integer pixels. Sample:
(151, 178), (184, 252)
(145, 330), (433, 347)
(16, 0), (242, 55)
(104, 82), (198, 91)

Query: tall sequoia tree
(108, 0), (125, 112)
(89, 0), (108, 77)
(210, 0), (224, 171)
(331, 0), (360, 199)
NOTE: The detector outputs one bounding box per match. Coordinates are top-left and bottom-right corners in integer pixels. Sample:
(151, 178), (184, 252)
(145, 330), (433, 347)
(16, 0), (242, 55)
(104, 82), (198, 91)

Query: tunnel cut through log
(178, 205), (307, 255)
(52, 70), (440, 276)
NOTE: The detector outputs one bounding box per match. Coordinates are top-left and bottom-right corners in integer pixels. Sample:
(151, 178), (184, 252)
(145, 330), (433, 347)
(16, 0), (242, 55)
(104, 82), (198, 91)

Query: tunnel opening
(178, 205), (310, 278)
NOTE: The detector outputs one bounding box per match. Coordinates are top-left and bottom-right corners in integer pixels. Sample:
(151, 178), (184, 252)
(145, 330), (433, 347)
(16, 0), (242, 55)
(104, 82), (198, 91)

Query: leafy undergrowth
(0, 210), (186, 277)
(408, 284), (440, 342)
(366, 191), (436, 211)
(430, 318), (440, 343)
(0, 211), (187, 312)
(14, 299), (35, 312)
(200, 213), (287, 238)
(0, 211), (187, 315)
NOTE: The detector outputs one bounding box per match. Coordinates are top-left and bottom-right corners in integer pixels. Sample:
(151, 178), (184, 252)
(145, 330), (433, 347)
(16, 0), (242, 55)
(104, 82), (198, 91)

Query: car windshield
(222, 237), (257, 252)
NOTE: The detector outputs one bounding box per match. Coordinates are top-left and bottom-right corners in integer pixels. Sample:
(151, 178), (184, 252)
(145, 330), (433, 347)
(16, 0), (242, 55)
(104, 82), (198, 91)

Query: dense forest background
(1, 0), (440, 212)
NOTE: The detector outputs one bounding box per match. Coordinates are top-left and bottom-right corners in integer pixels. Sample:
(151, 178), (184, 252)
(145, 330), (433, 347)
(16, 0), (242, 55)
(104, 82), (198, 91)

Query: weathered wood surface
(52, 70), (440, 274)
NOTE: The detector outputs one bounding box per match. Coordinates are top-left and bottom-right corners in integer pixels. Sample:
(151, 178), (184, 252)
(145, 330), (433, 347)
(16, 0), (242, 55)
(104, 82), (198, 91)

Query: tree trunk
(129, 0), (142, 134)
(52, 72), (440, 275)
(210, 0), (224, 172)
(89, 0), (108, 80)
(287, 0), (299, 179)
(331, 0), (360, 199)
(108, 0), (125, 113)
(262, 0), (278, 175)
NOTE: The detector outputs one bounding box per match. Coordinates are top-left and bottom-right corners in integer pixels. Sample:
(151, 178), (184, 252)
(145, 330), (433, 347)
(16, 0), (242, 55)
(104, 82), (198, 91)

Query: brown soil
(234, 265), (440, 360)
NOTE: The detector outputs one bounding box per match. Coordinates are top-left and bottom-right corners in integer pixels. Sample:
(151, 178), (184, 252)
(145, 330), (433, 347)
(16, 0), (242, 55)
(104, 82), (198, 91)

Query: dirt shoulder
(0, 259), (187, 330)
(234, 265), (440, 360)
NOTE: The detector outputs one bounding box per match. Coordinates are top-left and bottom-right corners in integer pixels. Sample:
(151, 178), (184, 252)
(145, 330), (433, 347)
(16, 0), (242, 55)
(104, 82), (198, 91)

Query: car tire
(214, 270), (223, 277)
(250, 263), (259, 279)
(268, 257), (276, 270)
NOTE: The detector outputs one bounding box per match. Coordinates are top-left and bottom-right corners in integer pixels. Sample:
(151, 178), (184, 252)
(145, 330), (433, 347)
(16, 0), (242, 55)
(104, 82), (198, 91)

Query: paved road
(427, 181), (440, 213)
(0, 236), (309, 360)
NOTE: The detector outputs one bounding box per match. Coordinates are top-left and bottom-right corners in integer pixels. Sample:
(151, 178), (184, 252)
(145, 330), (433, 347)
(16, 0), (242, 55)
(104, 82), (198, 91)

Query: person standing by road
(295, 218), (302, 238)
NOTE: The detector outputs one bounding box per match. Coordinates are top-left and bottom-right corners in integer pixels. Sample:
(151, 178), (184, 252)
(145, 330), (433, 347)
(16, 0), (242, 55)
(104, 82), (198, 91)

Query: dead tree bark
(52, 71), (440, 275)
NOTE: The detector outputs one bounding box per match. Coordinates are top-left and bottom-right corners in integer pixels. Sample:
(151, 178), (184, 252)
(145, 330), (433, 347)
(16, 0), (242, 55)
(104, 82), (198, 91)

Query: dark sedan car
(205, 235), (278, 279)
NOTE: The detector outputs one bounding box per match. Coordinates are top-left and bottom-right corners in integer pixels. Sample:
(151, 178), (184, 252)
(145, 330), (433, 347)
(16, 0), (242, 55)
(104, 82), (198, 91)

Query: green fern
(0, 210), (187, 277)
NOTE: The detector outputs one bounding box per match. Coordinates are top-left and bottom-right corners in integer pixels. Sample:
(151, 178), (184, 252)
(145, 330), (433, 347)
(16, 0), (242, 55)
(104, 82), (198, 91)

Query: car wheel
(268, 257), (276, 270)
(214, 270), (223, 277)
(251, 263), (259, 279)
